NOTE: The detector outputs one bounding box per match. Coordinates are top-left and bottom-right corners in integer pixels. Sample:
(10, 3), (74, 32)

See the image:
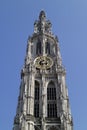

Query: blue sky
(0, 0), (87, 130)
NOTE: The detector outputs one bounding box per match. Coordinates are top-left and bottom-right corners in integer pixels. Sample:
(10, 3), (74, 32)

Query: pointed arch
(47, 81), (56, 100)
(47, 81), (57, 118)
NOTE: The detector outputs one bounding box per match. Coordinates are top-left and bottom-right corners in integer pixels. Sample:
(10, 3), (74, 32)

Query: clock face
(34, 56), (53, 69)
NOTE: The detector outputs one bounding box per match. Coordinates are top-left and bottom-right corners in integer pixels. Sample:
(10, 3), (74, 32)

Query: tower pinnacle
(34, 11), (52, 34)
(39, 10), (46, 21)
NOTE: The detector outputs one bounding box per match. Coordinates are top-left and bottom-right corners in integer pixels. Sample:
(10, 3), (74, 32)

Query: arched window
(45, 42), (50, 54)
(36, 40), (41, 55)
(34, 81), (40, 117)
(47, 82), (57, 118)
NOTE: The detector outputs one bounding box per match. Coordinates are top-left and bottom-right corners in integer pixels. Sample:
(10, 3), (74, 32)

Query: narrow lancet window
(34, 81), (40, 117)
(36, 40), (41, 55)
(47, 82), (57, 118)
(45, 42), (50, 54)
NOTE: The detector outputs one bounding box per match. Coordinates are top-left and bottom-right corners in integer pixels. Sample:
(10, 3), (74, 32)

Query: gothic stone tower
(13, 11), (73, 130)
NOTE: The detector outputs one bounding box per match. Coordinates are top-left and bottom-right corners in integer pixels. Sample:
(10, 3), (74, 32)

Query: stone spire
(34, 10), (52, 34)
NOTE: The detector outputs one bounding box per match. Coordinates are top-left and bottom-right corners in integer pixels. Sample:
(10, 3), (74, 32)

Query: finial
(39, 10), (46, 21)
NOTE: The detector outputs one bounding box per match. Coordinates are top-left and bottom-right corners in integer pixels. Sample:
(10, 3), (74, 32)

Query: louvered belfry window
(47, 82), (57, 118)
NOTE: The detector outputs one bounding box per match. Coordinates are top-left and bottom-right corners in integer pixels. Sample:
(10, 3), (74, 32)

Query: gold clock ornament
(34, 56), (53, 69)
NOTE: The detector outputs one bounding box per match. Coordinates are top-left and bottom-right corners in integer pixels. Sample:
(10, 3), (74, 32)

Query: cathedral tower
(13, 11), (73, 130)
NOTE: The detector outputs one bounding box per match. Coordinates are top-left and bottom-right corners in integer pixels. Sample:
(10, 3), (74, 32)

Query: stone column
(41, 73), (46, 130)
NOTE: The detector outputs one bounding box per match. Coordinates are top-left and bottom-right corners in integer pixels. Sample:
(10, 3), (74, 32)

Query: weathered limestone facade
(13, 11), (73, 130)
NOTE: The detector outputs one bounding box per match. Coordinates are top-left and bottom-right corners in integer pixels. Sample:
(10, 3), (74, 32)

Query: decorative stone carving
(12, 11), (73, 130)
